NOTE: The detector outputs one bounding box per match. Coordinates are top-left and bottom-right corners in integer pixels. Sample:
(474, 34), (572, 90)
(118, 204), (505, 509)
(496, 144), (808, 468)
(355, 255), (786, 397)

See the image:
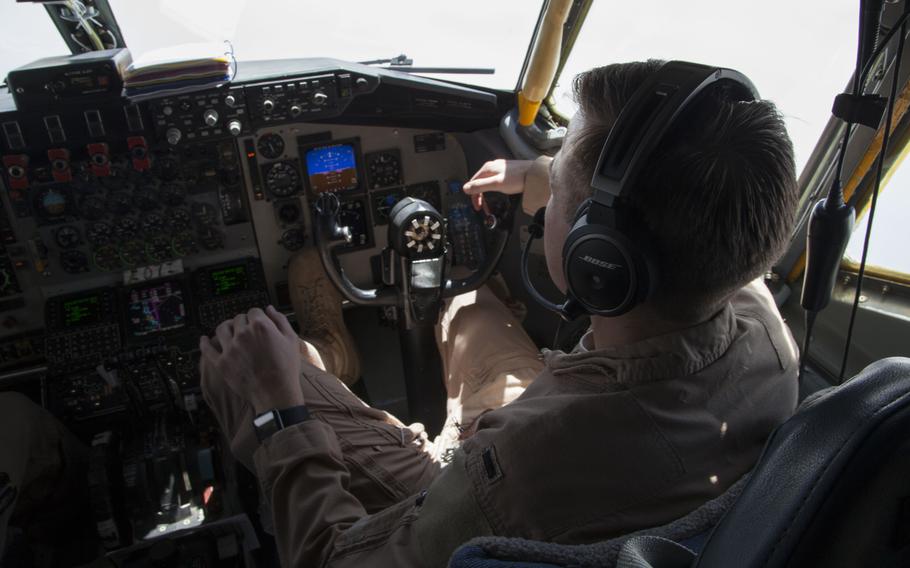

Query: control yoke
(312, 192), (512, 329)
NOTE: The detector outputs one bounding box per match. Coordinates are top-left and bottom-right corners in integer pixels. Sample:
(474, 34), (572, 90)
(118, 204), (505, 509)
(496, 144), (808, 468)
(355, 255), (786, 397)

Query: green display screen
(211, 265), (248, 296)
(62, 295), (103, 328)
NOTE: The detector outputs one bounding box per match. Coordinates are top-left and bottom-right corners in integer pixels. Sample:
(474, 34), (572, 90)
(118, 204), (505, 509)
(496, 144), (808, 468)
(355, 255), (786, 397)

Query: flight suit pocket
(332, 496), (421, 558)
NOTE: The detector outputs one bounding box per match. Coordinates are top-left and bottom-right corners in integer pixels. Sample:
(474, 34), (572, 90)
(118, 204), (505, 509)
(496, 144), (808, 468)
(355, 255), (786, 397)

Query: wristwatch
(253, 405), (311, 443)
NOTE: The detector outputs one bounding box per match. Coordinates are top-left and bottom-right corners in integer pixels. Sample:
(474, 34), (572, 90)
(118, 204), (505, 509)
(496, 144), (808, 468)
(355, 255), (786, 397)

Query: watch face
(253, 406), (310, 442)
(254, 410), (281, 442)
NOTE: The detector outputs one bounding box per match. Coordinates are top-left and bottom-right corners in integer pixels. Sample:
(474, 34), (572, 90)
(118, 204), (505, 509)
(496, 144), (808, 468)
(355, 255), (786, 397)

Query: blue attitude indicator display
(305, 143), (359, 194)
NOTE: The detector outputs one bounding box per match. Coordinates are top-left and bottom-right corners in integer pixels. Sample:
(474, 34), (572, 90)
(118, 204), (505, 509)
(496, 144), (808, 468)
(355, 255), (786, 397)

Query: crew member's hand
(199, 306), (303, 414)
(462, 159), (533, 211)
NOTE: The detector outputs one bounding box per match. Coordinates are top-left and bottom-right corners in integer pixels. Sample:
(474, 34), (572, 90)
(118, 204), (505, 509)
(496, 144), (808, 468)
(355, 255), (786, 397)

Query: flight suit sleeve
(253, 420), (492, 567)
(522, 155), (553, 216)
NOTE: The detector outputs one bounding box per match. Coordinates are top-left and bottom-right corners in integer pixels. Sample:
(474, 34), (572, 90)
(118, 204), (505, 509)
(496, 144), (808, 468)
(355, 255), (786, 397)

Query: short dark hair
(561, 60), (798, 320)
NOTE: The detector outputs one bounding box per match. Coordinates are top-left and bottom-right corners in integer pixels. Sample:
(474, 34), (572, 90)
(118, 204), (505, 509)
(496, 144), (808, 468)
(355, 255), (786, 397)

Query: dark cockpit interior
(2, 1), (910, 567)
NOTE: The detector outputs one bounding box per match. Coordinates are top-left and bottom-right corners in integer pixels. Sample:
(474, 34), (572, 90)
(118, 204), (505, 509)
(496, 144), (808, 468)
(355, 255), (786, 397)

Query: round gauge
(277, 201), (301, 224)
(191, 202), (217, 227)
(146, 235), (174, 262)
(171, 232), (198, 256)
(160, 183), (184, 206)
(54, 225), (81, 249)
(108, 192), (132, 215)
(60, 250), (89, 274)
(134, 185), (160, 211)
(367, 151), (403, 189)
(168, 207), (191, 231)
(141, 212), (166, 234)
(197, 227), (224, 250)
(37, 188), (68, 218)
(85, 222), (113, 246)
(280, 228), (305, 251)
(114, 217), (139, 240)
(92, 244), (122, 271)
(257, 133), (286, 160)
(79, 195), (107, 221)
(119, 240), (146, 267)
(264, 162), (300, 197)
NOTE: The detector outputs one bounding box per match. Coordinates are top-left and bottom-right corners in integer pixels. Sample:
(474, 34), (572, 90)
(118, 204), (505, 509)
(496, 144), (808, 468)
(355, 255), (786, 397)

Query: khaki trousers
(201, 286), (544, 513)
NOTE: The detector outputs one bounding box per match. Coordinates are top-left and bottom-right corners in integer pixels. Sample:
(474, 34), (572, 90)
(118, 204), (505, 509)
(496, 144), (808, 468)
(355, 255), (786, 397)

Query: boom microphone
(520, 207), (585, 321)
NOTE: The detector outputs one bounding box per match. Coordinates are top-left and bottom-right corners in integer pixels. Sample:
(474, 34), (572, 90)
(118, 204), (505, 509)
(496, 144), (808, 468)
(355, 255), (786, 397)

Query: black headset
(521, 61), (758, 321)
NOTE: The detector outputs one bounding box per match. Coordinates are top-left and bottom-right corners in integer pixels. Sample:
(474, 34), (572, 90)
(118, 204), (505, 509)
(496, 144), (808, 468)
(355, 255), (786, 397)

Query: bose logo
(581, 255), (622, 270)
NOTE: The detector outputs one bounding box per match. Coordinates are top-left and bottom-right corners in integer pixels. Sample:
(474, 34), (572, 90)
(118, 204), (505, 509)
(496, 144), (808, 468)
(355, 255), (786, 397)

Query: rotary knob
(262, 99), (275, 113)
(228, 120), (243, 136)
(203, 109), (219, 127)
(224, 94), (237, 107)
(166, 127), (182, 145)
(311, 91), (328, 106)
(290, 105), (302, 117)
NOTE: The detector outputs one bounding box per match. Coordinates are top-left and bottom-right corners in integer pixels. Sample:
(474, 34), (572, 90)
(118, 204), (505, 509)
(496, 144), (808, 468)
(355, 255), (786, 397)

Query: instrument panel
(243, 122), (468, 294)
(0, 56), (503, 560)
(0, 58), (496, 371)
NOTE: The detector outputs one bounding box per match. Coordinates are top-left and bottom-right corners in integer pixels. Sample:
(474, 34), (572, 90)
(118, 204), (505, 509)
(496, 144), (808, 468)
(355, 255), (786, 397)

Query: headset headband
(589, 61), (758, 212)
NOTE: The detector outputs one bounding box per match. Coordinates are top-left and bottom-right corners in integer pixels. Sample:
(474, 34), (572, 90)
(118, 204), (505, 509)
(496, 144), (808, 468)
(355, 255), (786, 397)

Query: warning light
(247, 152), (256, 158)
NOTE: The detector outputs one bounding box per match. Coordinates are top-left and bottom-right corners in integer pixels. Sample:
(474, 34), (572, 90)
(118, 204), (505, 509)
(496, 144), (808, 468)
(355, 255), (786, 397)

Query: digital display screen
(70, 76), (95, 88)
(210, 265), (248, 296)
(61, 295), (104, 328)
(126, 281), (187, 337)
(305, 143), (359, 194)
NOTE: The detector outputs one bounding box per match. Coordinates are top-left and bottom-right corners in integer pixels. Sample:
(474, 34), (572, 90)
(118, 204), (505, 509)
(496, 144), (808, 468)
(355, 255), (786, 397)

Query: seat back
(693, 356), (910, 568)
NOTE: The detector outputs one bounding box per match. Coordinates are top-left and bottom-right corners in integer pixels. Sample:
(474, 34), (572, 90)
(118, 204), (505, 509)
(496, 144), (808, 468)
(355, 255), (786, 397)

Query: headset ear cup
(563, 213), (653, 317)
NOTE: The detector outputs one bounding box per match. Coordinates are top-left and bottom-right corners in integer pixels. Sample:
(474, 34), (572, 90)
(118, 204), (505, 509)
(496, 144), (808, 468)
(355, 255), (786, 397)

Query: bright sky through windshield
(2, 0), (904, 274)
(108, 0), (542, 90)
(0, 3), (69, 77)
(551, 0), (859, 174)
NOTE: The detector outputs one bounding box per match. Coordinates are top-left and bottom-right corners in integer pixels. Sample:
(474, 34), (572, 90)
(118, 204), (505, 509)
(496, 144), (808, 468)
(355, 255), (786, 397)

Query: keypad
(198, 291), (270, 331)
(45, 323), (121, 366)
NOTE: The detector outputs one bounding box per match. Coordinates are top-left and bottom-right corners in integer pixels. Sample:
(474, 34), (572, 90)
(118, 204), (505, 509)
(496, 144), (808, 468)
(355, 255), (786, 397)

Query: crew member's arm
(462, 156), (553, 215)
(199, 307), (361, 566)
(199, 307), (487, 567)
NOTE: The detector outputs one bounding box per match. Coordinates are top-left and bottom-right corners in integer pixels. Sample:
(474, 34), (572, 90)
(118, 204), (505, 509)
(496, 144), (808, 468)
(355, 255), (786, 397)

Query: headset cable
(839, 17), (907, 381)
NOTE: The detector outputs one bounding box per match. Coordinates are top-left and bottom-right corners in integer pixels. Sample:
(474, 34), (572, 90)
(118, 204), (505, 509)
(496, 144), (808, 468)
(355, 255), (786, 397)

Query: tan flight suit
(201, 157), (800, 567)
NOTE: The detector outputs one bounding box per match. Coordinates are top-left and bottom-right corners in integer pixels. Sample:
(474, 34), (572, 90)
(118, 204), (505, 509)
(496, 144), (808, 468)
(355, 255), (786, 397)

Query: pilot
(200, 59), (800, 567)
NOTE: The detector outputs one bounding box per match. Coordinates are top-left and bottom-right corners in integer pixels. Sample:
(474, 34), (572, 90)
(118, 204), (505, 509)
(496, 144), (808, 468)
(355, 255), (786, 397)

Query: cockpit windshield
(107, 0), (544, 90)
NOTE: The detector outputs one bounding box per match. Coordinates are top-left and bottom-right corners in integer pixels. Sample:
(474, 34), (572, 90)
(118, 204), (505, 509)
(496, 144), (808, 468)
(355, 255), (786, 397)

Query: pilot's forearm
(253, 419), (366, 567)
(522, 155), (553, 216)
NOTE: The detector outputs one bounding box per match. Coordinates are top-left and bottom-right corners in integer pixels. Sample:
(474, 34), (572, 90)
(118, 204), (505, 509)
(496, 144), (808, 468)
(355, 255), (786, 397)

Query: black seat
(689, 356), (910, 568)
(450, 357), (910, 568)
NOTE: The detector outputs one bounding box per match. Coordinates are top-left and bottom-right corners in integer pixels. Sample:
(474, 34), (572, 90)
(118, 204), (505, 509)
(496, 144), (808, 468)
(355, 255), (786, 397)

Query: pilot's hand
(200, 306), (303, 414)
(463, 159), (533, 211)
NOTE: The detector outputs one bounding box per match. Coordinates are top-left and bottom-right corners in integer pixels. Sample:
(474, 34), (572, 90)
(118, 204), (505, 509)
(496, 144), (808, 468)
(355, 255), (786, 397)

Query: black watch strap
(253, 405), (311, 443)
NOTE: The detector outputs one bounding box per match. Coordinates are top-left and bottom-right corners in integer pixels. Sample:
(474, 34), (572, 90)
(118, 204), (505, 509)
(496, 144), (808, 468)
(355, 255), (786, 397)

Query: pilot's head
(544, 60), (798, 322)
